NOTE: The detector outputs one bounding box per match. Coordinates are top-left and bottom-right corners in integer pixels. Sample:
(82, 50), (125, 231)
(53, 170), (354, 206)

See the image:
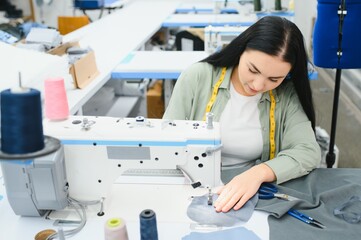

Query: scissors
(258, 183), (300, 201)
(258, 183), (326, 229)
(288, 209), (326, 229)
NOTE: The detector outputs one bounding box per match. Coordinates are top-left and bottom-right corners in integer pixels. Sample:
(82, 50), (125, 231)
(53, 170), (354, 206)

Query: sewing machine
(204, 26), (248, 54)
(41, 116), (222, 202)
(1, 116), (221, 216)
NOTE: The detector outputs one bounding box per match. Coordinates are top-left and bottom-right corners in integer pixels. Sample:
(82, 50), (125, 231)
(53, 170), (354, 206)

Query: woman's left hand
(213, 163), (275, 212)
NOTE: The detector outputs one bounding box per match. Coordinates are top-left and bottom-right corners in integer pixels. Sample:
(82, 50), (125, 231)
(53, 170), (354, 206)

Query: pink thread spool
(104, 218), (129, 240)
(44, 77), (69, 120)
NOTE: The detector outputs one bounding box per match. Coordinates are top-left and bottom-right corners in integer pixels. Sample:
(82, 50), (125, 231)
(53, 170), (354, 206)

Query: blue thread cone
(1, 89), (44, 154)
(140, 209), (158, 240)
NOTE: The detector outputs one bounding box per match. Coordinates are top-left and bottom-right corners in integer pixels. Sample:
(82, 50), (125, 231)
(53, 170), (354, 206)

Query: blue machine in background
(73, 0), (121, 21)
(74, 0), (104, 9)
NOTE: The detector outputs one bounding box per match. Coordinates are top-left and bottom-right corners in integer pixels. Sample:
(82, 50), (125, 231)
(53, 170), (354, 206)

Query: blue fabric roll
(313, 0), (361, 68)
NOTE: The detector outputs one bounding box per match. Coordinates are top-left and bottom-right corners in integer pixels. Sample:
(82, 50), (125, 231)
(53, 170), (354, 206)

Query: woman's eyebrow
(249, 62), (261, 73)
(249, 62), (286, 79)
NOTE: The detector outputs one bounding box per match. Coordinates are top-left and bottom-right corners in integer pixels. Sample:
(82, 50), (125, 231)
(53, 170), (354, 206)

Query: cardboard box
(147, 81), (164, 118)
(58, 16), (90, 35)
(48, 41), (99, 89)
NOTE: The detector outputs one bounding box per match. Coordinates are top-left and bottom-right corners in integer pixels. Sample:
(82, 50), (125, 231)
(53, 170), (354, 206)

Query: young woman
(163, 16), (321, 212)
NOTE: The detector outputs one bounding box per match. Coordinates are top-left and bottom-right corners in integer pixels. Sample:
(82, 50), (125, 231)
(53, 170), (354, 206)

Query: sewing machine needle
(207, 188), (213, 205)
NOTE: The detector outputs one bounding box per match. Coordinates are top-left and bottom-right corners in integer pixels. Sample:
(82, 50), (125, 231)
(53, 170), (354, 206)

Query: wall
(11, 0), (101, 28)
(30, 0), (74, 27)
(294, 0), (317, 52)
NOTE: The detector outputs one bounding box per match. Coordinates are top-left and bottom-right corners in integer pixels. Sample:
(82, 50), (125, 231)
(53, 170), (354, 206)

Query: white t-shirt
(219, 83), (263, 170)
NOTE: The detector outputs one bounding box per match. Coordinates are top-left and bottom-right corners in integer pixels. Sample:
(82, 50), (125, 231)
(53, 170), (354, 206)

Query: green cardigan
(163, 62), (321, 184)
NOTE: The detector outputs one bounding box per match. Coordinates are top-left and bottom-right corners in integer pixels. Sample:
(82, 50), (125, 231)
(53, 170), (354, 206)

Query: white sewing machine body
(204, 25), (249, 54)
(43, 116), (222, 201)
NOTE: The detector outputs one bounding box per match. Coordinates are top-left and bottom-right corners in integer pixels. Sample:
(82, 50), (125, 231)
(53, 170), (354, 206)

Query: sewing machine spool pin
(81, 118), (95, 130)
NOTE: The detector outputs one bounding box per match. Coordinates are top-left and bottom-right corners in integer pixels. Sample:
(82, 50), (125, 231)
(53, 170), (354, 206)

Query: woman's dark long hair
(201, 16), (316, 130)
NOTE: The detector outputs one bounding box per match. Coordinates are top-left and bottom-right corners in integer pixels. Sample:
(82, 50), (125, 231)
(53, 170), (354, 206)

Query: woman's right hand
(214, 163), (276, 212)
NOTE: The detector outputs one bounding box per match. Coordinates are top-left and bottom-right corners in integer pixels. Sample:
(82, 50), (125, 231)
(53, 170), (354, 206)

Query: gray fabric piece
(187, 193), (258, 227)
(182, 226), (261, 240)
(333, 196), (361, 223)
(255, 168), (361, 240)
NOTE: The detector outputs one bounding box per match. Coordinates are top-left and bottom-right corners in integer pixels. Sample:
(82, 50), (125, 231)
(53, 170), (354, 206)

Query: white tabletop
(104, 0), (126, 8)
(112, 51), (209, 79)
(176, 2), (237, 14)
(111, 50), (318, 80)
(175, 0), (255, 14)
(162, 13), (258, 27)
(0, 179), (269, 240)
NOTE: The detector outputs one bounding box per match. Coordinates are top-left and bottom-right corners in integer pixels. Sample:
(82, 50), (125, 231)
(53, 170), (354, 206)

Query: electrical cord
(46, 197), (103, 240)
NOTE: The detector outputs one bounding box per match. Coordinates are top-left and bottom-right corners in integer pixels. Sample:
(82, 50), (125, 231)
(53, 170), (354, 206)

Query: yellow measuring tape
(269, 90), (276, 159)
(203, 67), (276, 160)
(203, 67), (227, 121)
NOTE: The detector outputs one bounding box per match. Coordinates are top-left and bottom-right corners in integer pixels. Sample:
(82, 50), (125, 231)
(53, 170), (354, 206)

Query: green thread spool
(254, 0), (261, 11)
(275, 0), (282, 11)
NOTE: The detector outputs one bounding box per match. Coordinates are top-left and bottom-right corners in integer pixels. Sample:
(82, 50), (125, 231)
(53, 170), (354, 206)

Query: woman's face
(232, 49), (292, 96)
